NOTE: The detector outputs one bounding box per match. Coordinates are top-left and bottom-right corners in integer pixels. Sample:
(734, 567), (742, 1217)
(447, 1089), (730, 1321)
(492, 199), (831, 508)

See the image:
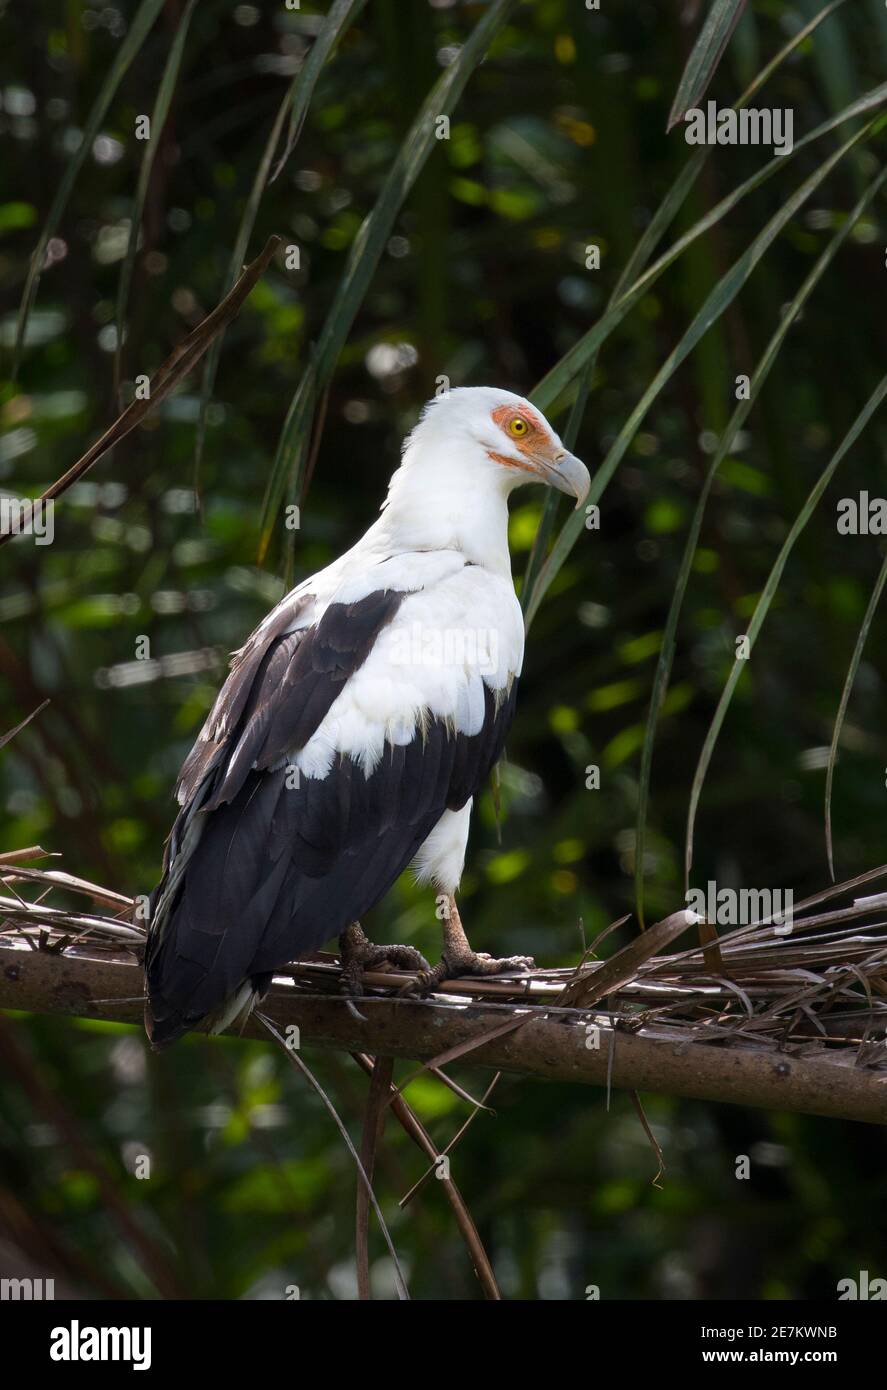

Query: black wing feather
(145, 587), (517, 1046)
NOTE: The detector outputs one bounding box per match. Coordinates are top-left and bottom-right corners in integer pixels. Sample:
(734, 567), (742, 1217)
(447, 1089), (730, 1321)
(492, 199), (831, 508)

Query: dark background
(1, 0), (886, 1299)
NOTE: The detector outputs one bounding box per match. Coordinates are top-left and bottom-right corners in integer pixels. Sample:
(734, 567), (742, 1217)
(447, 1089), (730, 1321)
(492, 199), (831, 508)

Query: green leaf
(114, 0), (198, 402)
(258, 0), (518, 560)
(520, 360), (592, 610)
(667, 0), (749, 132)
(635, 161), (887, 921)
(522, 94), (887, 630)
(685, 371), (887, 883)
(824, 552), (887, 881)
(12, 0), (167, 375)
(194, 0), (369, 480)
(628, 0), (851, 288)
(272, 0), (370, 183)
(521, 4), (846, 613)
(530, 79), (887, 425)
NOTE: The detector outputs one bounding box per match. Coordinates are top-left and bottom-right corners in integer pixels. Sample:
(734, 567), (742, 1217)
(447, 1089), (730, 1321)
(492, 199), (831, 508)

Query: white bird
(144, 386), (590, 1047)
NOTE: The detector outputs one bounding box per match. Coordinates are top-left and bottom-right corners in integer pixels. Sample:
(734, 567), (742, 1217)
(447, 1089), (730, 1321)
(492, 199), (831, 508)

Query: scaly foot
(414, 947), (535, 993)
(338, 921), (430, 1002)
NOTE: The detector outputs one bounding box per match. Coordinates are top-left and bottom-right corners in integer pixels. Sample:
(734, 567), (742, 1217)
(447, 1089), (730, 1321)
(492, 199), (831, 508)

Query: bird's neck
(371, 448), (516, 577)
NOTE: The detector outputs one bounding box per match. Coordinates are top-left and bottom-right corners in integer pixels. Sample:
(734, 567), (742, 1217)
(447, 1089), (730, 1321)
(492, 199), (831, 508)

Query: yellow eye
(508, 416), (529, 437)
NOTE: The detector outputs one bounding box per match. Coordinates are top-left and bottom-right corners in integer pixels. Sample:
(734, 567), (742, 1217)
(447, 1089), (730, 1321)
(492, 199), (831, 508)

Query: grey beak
(547, 450), (591, 510)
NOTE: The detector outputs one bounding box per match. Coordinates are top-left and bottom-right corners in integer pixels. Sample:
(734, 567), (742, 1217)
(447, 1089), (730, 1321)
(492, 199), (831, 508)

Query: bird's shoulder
(175, 544), (521, 807)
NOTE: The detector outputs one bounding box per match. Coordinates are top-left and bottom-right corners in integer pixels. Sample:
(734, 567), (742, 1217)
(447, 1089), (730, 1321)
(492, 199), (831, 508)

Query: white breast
(289, 558), (524, 781)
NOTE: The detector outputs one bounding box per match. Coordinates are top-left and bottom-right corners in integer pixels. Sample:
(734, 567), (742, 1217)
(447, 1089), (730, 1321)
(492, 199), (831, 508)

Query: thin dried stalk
(355, 1055), (393, 1300)
(0, 236), (282, 548)
(351, 1053), (501, 1299)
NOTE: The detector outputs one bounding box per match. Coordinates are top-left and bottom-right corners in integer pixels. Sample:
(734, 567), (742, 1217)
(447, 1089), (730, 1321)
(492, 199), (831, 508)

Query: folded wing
(145, 557), (520, 1045)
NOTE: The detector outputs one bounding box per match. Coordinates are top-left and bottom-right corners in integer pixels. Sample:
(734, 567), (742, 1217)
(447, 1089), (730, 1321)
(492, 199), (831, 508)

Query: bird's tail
(143, 780), (270, 1048)
(144, 967), (270, 1050)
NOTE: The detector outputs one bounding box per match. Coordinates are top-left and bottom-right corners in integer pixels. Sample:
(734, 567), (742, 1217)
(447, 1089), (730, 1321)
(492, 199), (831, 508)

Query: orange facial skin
(488, 402), (559, 478)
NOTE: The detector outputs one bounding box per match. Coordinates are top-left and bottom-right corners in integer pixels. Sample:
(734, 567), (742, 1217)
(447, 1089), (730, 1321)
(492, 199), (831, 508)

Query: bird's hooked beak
(487, 404), (591, 509)
(543, 449), (591, 511)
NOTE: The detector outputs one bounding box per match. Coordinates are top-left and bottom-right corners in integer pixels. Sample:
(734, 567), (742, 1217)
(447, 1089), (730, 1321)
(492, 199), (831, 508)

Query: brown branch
(0, 234), (282, 548)
(351, 1053), (502, 1300)
(355, 1055), (393, 1300)
(0, 939), (884, 1126)
(256, 1012), (410, 1300)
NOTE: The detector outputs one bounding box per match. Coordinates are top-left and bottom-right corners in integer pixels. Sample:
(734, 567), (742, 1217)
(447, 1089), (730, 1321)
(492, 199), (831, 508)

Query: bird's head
(401, 387), (591, 511)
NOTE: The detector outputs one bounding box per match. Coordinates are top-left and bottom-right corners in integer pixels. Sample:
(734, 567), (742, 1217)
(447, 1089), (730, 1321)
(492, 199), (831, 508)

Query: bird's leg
(416, 894), (535, 992)
(338, 921), (431, 999)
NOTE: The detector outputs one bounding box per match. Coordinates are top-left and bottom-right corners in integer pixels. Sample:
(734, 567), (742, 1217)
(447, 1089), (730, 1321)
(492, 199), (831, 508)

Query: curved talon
(343, 994), (369, 1023)
(338, 922), (430, 1005)
(411, 950), (536, 995)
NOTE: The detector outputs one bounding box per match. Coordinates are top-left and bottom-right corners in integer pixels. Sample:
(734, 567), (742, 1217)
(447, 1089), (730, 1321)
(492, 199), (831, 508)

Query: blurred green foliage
(1, 0), (886, 1299)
